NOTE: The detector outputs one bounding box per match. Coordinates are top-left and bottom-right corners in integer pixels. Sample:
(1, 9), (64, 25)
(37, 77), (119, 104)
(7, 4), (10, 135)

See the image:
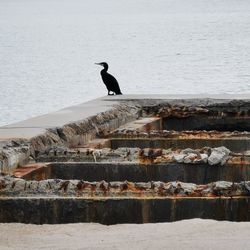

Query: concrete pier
(0, 94), (250, 224)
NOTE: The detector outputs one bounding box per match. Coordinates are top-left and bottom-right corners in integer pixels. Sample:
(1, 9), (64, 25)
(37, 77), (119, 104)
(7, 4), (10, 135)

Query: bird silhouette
(95, 62), (122, 95)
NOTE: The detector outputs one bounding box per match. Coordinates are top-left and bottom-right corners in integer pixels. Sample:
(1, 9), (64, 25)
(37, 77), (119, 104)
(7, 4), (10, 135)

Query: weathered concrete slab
(1, 94), (249, 172)
(0, 98), (120, 140)
(0, 97), (140, 171)
(1, 94), (249, 140)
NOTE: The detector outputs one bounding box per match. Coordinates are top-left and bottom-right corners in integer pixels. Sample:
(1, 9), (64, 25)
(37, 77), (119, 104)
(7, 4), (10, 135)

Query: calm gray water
(0, 0), (250, 126)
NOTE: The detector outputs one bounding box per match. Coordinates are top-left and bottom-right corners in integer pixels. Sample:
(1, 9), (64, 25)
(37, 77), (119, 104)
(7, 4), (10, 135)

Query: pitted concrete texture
(35, 146), (250, 167)
(1, 175), (250, 197)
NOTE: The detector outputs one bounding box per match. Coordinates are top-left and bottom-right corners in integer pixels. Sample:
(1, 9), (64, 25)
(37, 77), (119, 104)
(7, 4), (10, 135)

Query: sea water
(0, 0), (250, 125)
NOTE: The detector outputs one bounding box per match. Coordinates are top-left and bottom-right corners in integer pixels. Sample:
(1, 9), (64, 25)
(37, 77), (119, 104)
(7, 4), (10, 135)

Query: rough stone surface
(1, 175), (250, 198)
(208, 146), (231, 165)
(34, 145), (239, 166)
(111, 129), (250, 139)
(0, 102), (140, 171)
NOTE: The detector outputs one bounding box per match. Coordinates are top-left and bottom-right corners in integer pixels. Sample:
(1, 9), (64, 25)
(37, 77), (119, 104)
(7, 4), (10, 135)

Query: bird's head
(95, 62), (108, 70)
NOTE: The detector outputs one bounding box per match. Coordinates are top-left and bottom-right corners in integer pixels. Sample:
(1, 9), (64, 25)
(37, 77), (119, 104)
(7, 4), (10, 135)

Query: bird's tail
(116, 92), (122, 95)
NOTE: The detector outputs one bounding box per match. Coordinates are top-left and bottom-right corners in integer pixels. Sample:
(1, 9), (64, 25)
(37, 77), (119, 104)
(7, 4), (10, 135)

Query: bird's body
(96, 62), (122, 95)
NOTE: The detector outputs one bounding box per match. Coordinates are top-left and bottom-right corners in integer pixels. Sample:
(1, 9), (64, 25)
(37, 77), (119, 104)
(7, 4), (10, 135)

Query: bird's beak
(95, 63), (101, 65)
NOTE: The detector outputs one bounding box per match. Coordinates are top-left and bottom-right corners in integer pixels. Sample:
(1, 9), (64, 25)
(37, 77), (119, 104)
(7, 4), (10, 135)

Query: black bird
(95, 62), (122, 95)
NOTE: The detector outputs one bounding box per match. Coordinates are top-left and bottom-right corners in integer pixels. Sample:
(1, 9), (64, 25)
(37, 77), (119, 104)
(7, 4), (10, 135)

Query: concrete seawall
(0, 96), (140, 172)
(1, 94), (249, 172)
(1, 94), (250, 224)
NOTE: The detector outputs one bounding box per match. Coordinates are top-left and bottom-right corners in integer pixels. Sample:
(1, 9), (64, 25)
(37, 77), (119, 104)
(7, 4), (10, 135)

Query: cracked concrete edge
(0, 175), (250, 197)
(0, 99), (141, 172)
(0, 94), (249, 172)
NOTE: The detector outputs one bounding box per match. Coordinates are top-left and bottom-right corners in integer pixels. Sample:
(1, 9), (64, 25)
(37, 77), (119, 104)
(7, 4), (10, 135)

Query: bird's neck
(101, 66), (108, 73)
